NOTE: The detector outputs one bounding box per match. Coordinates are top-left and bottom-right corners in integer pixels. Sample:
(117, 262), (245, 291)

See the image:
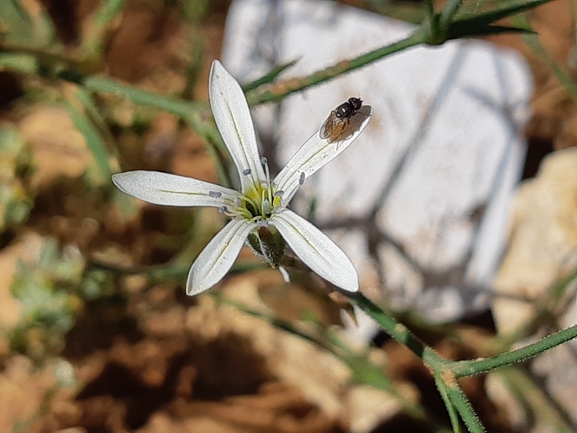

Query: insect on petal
(275, 105), (372, 203)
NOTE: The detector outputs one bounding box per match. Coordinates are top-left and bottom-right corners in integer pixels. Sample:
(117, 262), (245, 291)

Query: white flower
(113, 60), (372, 296)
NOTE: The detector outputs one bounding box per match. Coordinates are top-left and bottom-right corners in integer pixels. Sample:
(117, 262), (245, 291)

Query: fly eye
(348, 97), (363, 110)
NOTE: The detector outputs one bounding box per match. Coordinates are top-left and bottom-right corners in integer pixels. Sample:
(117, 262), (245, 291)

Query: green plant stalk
(79, 75), (201, 118)
(242, 60), (298, 92)
(246, 29), (425, 105)
(435, 373), (463, 433)
(348, 292), (447, 368)
(444, 381), (485, 433)
(69, 75), (222, 159)
(453, 324), (577, 378)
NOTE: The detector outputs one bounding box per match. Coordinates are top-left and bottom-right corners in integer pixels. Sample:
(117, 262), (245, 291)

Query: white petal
(272, 210), (358, 292)
(112, 171), (239, 207)
(186, 218), (256, 295)
(274, 105), (372, 203)
(209, 60), (266, 192)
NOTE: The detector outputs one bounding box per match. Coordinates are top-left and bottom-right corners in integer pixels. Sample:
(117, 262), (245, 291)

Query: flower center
(220, 157), (284, 225)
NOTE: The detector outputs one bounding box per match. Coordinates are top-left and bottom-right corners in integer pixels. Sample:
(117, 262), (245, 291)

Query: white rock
(222, 0), (532, 329)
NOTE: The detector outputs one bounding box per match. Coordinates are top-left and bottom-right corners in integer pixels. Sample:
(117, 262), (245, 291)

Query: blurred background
(0, 1), (576, 432)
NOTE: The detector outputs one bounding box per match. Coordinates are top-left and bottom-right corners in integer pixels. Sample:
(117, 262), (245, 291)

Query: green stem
(435, 374), (462, 433)
(453, 325), (577, 378)
(347, 292), (447, 368)
(246, 29), (427, 105)
(444, 381), (485, 433)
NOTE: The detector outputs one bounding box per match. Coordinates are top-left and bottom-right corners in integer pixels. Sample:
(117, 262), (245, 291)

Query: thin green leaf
(65, 95), (113, 186)
(439, 0), (465, 29)
(242, 60), (298, 92)
(23, 0), (56, 45)
(94, 0), (125, 27)
(440, 0), (550, 41)
(364, 0), (427, 24)
(448, 24), (537, 39)
(0, 52), (38, 73)
(81, 0), (125, 55)
(346, 352), (394, 390)
(451, 0), (550, 31)
(0, 0), (56, 49)
(64, 75), (232, 188)
(73, 87), (118, 160)
(81, 75), (198, 118)
(0, 0), (30, 42)
(511, 13), (577, 99)
(65, 87), (140, 215)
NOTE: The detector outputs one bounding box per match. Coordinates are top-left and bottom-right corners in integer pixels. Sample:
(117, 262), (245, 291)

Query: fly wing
(320, 110), (347, 142)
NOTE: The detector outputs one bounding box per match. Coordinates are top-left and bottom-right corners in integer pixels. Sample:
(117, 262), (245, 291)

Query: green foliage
(443, 0), (550, 40)
(9, 238), (83, 361)
(8, 238), (112, 362)
(0, 128), (35, 232)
